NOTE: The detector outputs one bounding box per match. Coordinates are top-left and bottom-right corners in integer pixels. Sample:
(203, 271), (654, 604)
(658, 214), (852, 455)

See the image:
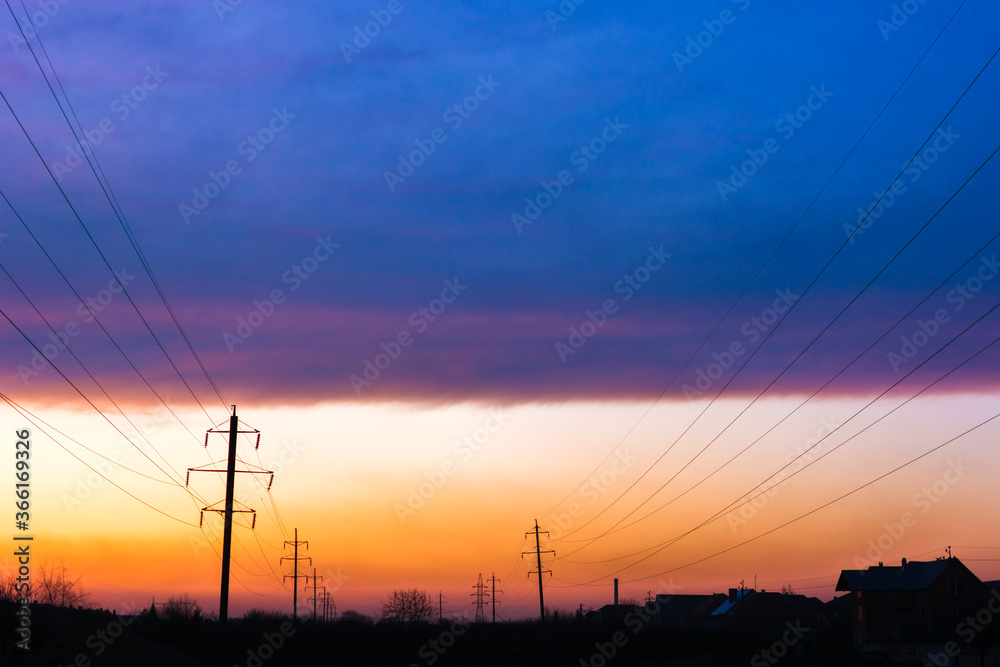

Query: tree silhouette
(35, 561), (90, 607)
(380, 588), (434, 624)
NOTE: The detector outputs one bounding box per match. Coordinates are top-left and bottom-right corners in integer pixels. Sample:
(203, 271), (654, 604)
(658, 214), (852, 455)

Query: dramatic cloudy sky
(1, 0), (999, 618)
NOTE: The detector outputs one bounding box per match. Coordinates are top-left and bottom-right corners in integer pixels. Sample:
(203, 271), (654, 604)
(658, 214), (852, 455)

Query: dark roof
(836, 559), (955, 592)
(654, 594), (726, 617)
(716, 592), (825, 620)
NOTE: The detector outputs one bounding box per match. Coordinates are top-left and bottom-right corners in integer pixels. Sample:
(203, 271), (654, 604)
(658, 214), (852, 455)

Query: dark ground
(0, 602), (887, 667)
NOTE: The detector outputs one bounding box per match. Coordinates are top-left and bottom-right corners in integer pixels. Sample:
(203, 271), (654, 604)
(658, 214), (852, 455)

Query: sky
(1, 0), (999, 619)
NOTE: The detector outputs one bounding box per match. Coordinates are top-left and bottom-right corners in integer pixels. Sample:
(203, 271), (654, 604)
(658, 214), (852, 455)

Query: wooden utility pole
(186, 406), (268, 634)
(523, 520), (554, 623)
(219, 408), (238, 630)
(282, 529), (310, 621)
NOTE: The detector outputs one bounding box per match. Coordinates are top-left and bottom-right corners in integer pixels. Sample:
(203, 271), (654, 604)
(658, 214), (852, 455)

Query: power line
(539, 0), (970, 520)
(557, 136), (1000, 556)
(559, 299), (1000, 580)
(5, 0), (230, 412)
(554, 41), (1000, 543)
(616, 407), (1000, 585)
(0, 82), (221, 428)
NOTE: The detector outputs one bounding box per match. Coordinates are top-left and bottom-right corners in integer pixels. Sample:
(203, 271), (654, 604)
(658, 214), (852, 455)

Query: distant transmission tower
(471, 573), (489, 623)
(281, 528), (310, 621)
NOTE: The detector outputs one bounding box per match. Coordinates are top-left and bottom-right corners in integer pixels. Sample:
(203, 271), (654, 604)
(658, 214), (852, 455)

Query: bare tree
(35, 561), (90, 608)
(380, 588), (434, 624)
(0, 573), (21, 603)
(160, 594), (202, 622)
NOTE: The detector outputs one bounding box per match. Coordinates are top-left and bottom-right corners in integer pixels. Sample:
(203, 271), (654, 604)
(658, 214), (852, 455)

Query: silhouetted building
(836, 557), (988, 655)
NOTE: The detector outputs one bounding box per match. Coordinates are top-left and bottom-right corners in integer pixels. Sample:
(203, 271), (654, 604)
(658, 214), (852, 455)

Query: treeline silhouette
(0, 597), (865, 666)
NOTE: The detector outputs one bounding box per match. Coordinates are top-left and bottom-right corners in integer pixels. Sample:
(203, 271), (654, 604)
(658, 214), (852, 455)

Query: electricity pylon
(487, 573), (502, 623)
(325, 593), (336, 622)
(281, 528), (310, 621)
(304, 567), (325, 621)
(471, 573), (489, 623)
(185, 406), (270, 633)
(523, 520), (554, 623)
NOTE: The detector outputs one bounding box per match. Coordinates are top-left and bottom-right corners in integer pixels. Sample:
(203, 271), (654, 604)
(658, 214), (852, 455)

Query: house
(836, 557), (988, 651)
(647, 593), (728, 629)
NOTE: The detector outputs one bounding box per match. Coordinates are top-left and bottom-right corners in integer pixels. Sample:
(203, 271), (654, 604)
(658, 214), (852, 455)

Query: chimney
(614, 578), (619, 606)
(901, 558), (907, 567)
(729, 588), (738, 604)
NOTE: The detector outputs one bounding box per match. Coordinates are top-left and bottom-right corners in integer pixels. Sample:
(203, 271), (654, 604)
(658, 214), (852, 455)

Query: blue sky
(1, 0), (998, 404)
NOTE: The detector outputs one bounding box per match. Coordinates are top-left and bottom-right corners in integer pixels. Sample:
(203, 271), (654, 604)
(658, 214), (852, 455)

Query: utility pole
(472, 573), (488, 623)
(523, 520), (554, 623)
(281, 529), (310, 621)
(322, 592), (334, 622)
(487, 573), (502, 623)
(304, 568), (324, 621)
(186, 406), (269, 634)
(438, 591), (444, 624)
(307, 583), (326, 623)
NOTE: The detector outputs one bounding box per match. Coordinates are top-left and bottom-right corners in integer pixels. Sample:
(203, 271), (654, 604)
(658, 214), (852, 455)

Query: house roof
(836, 559), (954, 592)
(653, 594), (726, 617)
(712, 589), (754, 616)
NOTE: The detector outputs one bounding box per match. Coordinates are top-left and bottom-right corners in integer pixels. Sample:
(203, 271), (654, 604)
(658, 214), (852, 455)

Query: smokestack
(614, 578), (619, 606)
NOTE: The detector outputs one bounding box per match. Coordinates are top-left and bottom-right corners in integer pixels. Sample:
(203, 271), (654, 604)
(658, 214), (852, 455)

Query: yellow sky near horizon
(4, 393), (1000, 618)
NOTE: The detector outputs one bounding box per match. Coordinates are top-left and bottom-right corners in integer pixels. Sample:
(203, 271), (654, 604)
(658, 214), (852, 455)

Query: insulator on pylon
(255, 433), (261, 449)
(199, 511), (204, 528)
(204, 432), (209, 447)
(267, 473), (274, 491)
(251, 513), (257, 531)
(185, 470), (190, 487)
